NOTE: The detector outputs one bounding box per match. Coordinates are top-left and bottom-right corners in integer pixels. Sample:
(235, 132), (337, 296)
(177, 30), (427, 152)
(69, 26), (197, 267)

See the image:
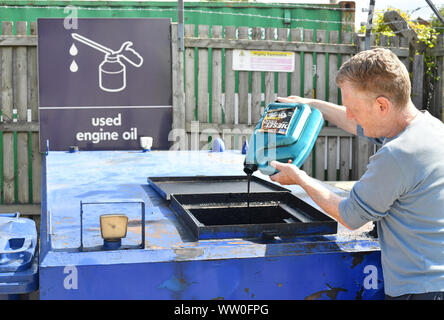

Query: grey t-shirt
(338, 111), (444, 297)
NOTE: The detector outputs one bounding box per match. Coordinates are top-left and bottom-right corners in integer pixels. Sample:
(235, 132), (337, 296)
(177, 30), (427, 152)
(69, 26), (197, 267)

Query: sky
(125, 0), (444, 29)
(252, 0), (444, 29)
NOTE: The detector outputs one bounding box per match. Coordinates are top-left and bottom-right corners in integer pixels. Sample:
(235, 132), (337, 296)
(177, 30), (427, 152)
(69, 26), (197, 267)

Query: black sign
(38, 18), (172, 151)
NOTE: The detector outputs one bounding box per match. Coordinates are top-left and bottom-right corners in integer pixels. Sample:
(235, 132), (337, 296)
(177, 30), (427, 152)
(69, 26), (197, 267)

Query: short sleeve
(338, 147), (405, 229)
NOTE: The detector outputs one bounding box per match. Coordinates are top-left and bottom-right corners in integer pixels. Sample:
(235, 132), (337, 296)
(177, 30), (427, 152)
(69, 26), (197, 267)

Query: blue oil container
(244, 102), (324, 175)
(0, 213), (38, 300)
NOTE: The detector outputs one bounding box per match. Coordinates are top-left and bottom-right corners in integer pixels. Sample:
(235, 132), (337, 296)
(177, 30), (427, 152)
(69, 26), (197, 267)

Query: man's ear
(376, 96), (391, 116)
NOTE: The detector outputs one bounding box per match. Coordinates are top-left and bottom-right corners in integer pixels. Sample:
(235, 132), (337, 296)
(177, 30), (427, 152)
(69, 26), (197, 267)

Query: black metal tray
(148, 175), (289, 200)
(170, 192), (337, 240)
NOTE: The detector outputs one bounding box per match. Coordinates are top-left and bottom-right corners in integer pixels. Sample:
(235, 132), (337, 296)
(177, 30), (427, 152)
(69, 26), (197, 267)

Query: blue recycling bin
(0, 213), (38, 300)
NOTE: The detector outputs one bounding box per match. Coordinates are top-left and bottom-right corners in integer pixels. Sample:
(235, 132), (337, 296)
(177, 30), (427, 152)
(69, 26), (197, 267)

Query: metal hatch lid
(147, 175), (290, 200)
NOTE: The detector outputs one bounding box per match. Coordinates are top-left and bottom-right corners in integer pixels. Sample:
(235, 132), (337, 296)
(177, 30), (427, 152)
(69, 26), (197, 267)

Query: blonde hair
(336, 48), (411, 109)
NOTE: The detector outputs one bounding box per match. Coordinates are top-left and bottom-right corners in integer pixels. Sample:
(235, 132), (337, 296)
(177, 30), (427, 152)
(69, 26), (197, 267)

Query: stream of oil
(247, 173), (252, 224)
(247, 173), (251, 208)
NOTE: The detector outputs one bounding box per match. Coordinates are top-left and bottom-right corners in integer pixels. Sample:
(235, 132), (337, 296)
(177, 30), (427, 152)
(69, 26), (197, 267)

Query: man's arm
(277, 96), (357, 135)
(269, 160), (353, 229)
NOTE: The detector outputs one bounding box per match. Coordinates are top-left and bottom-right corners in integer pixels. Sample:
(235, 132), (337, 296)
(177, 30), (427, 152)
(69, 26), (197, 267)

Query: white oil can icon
(71, 33), (144, 92)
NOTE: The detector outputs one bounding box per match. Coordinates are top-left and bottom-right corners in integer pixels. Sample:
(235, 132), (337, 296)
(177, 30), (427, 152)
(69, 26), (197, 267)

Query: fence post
(211, 25), (223, 126)
(351, 34), (374, 180)
(30, 22), (41, 204)
(302, 29), (314, 177)
(264, 27), (276, 107)
(197, 24), (210, 125)
(340, 32), (353, 180)
(171, 23), (186, 149)
(197, 25), (210, 149)
(1, 21), (15, 204)
(238, 27), (249, 126)
(251, 27), (262, 125)
(290, 28), (302, 96)
(16, 21), (29, 204)
(383, 10), (426, 109)
(412, 55), (425, 109)
(184, 24), (196, 148)
(433, 34), (444, 121)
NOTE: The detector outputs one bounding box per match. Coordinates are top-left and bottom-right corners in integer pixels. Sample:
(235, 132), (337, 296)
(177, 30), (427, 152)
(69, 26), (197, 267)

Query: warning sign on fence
(232, 50), (294, 72)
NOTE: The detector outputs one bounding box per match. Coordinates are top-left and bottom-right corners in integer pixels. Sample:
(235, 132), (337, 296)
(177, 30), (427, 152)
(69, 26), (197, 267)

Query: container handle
(0, 238), (32, 254)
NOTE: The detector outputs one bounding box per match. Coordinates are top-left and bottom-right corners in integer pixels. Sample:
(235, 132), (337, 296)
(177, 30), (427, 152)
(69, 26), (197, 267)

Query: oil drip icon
(70, 33), (144, 93)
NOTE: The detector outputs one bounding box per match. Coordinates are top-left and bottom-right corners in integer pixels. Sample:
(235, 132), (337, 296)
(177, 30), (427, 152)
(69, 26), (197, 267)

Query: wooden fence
(171, 23), (444, 182)
(1, 21), (444, 213)
(0, 21), (41, 215)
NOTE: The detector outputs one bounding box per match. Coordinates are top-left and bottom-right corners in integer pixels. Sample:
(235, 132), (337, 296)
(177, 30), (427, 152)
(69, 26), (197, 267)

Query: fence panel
(179, 24), (433, 182)
(0, 21), (40, 208)
(1, 21), (444, 211)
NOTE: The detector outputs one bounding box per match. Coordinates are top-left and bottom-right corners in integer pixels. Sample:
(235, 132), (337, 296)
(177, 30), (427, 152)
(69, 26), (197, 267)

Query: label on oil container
(259, 108), (296, 135)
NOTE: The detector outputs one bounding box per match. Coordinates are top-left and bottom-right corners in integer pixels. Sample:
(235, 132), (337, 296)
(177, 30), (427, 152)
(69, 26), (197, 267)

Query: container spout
(243, 161), (258, 175)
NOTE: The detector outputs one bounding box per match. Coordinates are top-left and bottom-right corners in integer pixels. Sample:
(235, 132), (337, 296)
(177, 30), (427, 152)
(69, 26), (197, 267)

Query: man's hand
(269, 160), (352, 229)
(269, 160), (308, 186)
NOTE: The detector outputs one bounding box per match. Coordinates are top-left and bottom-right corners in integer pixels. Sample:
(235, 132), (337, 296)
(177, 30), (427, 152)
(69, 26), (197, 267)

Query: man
(270, 48), (444, 300)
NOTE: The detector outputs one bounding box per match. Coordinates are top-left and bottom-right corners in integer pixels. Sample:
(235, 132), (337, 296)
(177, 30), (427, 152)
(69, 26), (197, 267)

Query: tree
(360, 7), (437, 49)
(430, 5), (444, 33)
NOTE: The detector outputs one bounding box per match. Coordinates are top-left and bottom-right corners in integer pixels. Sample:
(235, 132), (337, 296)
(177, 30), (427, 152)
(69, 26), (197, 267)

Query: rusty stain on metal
(227, 241), (248, 245)
(355, 287), (364, 300)
(127, 219), (141, 226)
(350, 252), (372, 269)
(304, 283), (348, 300)
(149, 219), (181, 239)
(174, 248), (204, 260)
(127, 226), (142, 235)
